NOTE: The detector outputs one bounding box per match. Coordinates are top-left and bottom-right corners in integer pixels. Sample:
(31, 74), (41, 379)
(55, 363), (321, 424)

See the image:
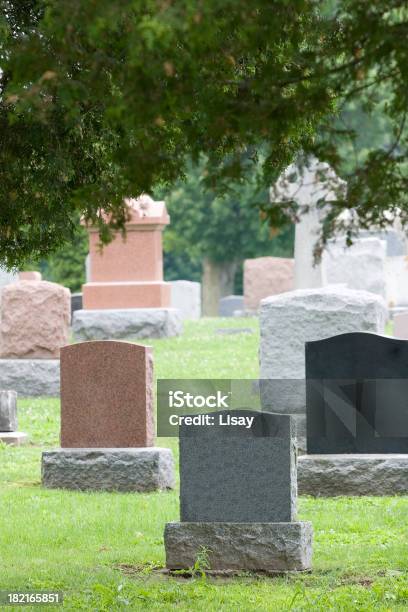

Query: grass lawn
(1, 318), (408, 610)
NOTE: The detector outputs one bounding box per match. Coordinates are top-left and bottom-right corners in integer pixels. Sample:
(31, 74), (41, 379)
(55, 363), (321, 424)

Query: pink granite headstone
(0, 280), (71, 358)
(244, 256), (294, 311)
(82, 195), (171, 309)
(60, 340), (154, 448)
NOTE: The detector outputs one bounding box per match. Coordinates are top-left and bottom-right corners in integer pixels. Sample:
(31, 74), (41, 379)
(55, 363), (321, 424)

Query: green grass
(1, 318), (408, 610)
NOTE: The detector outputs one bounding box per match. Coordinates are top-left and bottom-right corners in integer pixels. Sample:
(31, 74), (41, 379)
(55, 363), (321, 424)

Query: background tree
(1, 1), (408, 267)
(159, 159), (293, 314)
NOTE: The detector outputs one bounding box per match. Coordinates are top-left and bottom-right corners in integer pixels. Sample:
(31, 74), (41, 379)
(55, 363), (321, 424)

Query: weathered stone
(298, 454), (408, 496)
(0, 431), (29, 446)
(42, 448), (174, 492)
(218, 295), (244, 317)
(164, 522), (313, 573)
(72, 307), (182, 341)
(260, 286), (387, 381)
(322, 237), (387, 298)
(61, 341), (154, 448)
(272, 157), (346, 290)
(259, 287), (387, 450)
(244, 257), (294, 311)
(179, 411), (297, 523)
(170, 281), (201, 320)
(0, 280), (71, 359)
(0, 390), (17, 431)
(0, 359), (60, 396)
(386, 258), (408, 309)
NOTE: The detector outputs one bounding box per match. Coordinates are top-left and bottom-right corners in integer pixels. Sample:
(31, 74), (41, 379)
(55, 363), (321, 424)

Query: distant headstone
(0, 280), (71, 359)
(0, 390), (28, 446)
(60, 341), (154, 448)
(218, 295), (243, 317)
(71, 293), (83, 316)
(272, 157), (346, 290)
(394, 311), (408, 339)
(385, 257), (408, 308)
(322, 237), (387, 298)
(0, 390), (17, 431)
(42, 340), (175, 492)
(171, 281), (201, 320)
(243, 257), (294, 312)
(259, 286), (387, 450)
(164, 411), (312, 572)
(19, 271), (42, 281)
(306, 332), (408, 453)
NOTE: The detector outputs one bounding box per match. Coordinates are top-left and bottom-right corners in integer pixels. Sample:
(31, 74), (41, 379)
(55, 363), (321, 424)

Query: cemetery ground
(1, 319), (408, 610)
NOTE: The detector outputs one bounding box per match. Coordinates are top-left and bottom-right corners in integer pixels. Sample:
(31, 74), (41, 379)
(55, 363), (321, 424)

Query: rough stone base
(42, 447), (175, 492)
(72, 308), (182, 341)
(298, 454), (408, 496)
(0, 431), (29, 446)
(164, 522), (313, 573)
(0, 359), (60, 397)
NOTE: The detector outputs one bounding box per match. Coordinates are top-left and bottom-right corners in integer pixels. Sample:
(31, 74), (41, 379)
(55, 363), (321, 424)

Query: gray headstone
(179, 410), (296, 523)
(0, 390), (17, 431)
(218, 295), (244, 317)
(171, 281), (201, 320)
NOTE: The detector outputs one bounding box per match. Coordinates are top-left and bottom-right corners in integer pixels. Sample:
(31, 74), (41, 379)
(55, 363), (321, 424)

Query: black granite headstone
(306, 332), (408, 453)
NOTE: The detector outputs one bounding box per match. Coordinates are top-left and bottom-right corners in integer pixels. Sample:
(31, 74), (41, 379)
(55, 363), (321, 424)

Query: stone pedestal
(0, 431), (29, 446)
(165, 522), (313, 573)
(0, 360), (60, 396)
(72, 308), (182, 341)
(298, 454), (408, 496)
(42, 448), (175, 492)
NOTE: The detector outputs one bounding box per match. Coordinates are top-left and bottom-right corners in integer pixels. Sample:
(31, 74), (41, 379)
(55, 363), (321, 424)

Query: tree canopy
(1, 1), (408, 266)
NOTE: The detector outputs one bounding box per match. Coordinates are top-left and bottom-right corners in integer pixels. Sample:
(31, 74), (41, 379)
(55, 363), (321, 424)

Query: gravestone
(0, 267), (17, 287)
(170, 280), (201, 320)
(243, 257), (294, 312)
(0, 390), (28, 446)
(218, 295), (244, 317)
(259, 286), (387, 451)
(386, 257), (408, 309)
(298, 332), (408, 495)
(42, 340), (174, 491)
(71, 293), (83, 316)
(394, 311), (408, 339)
(322, 237), (387, 298)
(75, 195), (182, 339)
(0, 280), (70, 396)
(271, 157), (346, 290)
(164, 411), (312, 573)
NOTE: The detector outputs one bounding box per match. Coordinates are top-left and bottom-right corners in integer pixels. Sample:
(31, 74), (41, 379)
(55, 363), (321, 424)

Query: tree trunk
(202, 258), (238, 316)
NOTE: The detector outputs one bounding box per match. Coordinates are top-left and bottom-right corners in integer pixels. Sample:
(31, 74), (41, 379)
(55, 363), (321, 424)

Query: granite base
(0, 359), (60, 396)
(0, 431), (29, 446)
(72, 308), (182, 341)
(298, 454), (408, 496)
(42, 448), (175, 492)
(164, 522), (313, 573)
